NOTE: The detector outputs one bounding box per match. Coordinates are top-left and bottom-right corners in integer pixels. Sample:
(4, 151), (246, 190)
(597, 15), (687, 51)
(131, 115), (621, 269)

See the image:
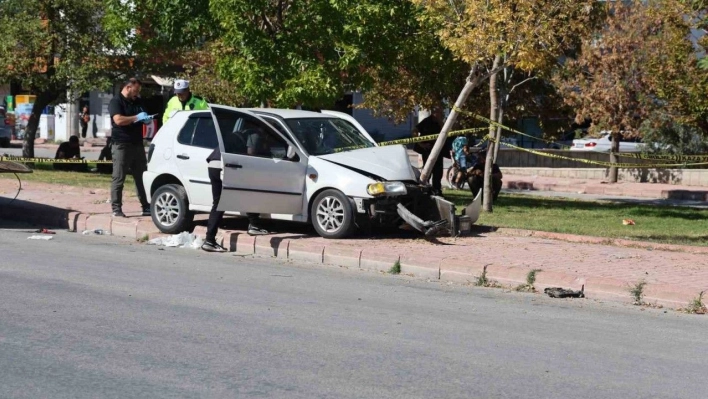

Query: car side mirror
(286, 145), (296, 160)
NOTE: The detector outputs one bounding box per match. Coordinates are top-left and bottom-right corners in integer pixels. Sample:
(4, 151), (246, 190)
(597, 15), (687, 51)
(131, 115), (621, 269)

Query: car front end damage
(352, 181), (482, 237)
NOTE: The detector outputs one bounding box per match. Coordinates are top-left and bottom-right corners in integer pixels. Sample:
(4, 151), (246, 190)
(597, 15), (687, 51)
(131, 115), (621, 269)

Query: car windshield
(284, 118), (375, 155)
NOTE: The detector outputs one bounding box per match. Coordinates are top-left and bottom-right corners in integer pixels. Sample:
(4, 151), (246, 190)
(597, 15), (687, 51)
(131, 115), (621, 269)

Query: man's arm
(109, 98), (138, 126)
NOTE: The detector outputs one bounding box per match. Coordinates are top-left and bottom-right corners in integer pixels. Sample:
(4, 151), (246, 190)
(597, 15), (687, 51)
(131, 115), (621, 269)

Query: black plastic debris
(544, 285), (585, 298)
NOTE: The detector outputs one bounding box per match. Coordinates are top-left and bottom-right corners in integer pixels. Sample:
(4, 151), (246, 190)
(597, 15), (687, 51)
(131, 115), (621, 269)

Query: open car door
(210, 106), (308, 215)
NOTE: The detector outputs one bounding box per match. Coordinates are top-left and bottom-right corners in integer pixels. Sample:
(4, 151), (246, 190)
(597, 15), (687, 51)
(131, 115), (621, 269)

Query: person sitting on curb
(54, 136), (87, 172)
(468, 149), (503, 201)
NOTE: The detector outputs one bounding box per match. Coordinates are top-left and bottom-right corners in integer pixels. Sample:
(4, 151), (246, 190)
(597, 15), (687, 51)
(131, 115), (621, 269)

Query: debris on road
(27, 235), (53, 240)
(82, 229), (106, 235)
(147, 232), (203, 249)
(35, 228), (56, 234)
(544, 286), (585, 298)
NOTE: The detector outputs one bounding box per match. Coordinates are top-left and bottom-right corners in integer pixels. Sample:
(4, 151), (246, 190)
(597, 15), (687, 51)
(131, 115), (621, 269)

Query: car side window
(177, 119), (198, 145)
(214, 110), (289, 159)
(192, 118), (219, 149)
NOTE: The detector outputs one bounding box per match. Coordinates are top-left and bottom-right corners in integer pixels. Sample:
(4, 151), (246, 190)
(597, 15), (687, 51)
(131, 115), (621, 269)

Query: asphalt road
(1, 225), (707, 399)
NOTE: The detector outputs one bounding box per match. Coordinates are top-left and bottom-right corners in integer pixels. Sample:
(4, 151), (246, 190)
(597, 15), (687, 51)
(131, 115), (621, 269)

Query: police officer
(163, 79), (208, 124)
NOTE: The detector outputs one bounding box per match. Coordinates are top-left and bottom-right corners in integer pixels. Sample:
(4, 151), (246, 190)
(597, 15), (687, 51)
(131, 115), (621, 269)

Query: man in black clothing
(54, 135), (87, 172)
(468, 150), (503, 201)
(95, 136), (113, 175)
(108, 78), (152, 218)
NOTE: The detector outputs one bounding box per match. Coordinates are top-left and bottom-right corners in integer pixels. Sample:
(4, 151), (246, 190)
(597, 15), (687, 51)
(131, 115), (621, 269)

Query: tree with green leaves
(0, 0), (134, 157)
(413, 0), (596, 211)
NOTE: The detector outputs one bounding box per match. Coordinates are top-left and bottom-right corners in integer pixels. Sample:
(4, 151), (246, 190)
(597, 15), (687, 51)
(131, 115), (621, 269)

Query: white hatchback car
(144, 106), (458, 239)
(571, 132), (645, 152)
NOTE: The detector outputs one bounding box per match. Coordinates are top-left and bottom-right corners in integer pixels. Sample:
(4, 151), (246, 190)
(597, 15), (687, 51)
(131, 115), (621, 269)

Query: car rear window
(177, 117), (218, 149)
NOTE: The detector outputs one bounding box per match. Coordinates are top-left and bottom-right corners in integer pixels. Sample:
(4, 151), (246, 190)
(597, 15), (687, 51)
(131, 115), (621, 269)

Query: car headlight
(367, 181), (407, 196)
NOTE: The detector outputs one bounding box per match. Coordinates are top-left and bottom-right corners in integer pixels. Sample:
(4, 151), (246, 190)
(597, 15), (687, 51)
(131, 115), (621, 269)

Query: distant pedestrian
(468, 150), (503, 201)
(95, 136), (113, 175)
(163, 79), (208, 124)
(79, 106), (90, 138)
(108, 77), (152, 218)
(54, 135), (87, 172)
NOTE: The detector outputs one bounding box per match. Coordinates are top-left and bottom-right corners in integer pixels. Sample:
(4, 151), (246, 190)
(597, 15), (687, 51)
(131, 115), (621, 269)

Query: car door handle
(224, 163), (243, 169)
(177, 154), (190, 160)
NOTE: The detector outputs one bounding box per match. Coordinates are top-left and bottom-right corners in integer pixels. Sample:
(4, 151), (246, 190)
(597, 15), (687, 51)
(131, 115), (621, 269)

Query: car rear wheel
(0, 138), (9, 148)
(311, 189), (355, 239)
(151, 184), (194, 234)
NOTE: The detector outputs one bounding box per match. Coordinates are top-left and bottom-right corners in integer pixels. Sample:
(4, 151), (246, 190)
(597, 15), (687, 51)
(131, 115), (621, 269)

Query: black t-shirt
(55, 142), (80, 159)
(108, 93), (145, 144)
(471, 162), (501, 175)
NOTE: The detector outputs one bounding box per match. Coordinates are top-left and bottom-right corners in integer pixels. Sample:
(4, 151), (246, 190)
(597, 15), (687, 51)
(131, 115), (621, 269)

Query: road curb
(8, 206), (704, 310)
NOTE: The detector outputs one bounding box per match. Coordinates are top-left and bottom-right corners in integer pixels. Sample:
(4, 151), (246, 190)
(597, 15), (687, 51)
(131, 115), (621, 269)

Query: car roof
(208, 105), (330, 120)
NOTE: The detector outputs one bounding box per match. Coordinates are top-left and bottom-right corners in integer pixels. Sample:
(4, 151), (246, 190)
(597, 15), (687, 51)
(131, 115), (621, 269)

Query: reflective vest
(163, 94), (209, 124)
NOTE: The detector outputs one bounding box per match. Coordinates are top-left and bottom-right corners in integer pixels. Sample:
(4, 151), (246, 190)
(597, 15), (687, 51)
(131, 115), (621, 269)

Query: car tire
(151, 184), (194, 234)
(311, 189), (356, 239)
(0, 138), (9, 148)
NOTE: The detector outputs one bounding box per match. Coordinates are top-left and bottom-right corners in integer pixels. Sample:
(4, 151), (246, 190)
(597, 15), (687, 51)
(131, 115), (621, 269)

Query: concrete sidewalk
(2, 176), (707, 311)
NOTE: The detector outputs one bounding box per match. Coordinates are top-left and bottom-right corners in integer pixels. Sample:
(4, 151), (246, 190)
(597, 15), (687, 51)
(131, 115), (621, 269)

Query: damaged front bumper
(357, 184), (483, 237)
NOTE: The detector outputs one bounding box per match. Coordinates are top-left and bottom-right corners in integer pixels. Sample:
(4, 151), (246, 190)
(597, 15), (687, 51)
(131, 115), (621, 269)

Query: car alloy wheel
(316, 196), (345, 233)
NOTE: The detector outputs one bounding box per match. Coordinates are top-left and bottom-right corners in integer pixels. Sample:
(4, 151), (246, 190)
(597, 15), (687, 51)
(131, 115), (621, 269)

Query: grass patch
(629, 280), (647, 305)
(474, 264), (502, 288)
(137, 233), (150, 243)
(388, 259), (401, 275)
(516, 268), (542, 292)
(445, 190), (708, 247)
(6, 164), (135, 193)
(682, 291), (707, 314)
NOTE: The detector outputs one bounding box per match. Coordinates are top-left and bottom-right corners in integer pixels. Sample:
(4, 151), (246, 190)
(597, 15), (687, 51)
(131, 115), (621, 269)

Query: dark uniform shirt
(108, 93), (145, 144)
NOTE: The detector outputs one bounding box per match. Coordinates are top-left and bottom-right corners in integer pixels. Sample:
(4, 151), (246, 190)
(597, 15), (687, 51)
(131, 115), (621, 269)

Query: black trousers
(80, 122), (88, 138)
(206, 167), (260, 243)
(469, 175), (502, 201)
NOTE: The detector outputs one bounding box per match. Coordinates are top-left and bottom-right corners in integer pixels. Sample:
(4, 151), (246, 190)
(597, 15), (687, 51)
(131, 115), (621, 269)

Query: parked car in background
(571, 132), (645, 153)
(0, 125), (11, 148)
(0, 106), (11, 147)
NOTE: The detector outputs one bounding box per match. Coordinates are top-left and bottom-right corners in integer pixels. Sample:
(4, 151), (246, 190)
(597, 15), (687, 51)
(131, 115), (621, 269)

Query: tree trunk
(419, 67), (479, 183)
(609, 133), (620, 183)
(483, 55), (502, 212)
(493, 103), (504, 162)
(22, 90), (57, 159)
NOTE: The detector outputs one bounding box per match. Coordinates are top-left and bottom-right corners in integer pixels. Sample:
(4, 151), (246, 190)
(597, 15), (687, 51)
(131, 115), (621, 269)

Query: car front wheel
(311, 189), (356, 239)
(151, 184), (194, 234)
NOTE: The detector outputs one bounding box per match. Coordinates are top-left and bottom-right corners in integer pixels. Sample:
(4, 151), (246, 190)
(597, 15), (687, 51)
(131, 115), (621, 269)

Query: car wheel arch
(151, 174), (185, 196)
(307, 187), (357, 223)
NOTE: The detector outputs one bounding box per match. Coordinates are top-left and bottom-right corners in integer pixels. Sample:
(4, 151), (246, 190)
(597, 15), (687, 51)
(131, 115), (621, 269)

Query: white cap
(173, 79), (190, 93)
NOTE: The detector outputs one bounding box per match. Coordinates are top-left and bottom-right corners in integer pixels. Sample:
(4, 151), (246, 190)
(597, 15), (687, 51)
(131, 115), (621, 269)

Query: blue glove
(142, 114), (154, 125)
(135, 112), (148, 122)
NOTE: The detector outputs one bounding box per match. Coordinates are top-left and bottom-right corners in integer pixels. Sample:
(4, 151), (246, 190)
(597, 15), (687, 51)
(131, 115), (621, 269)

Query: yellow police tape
(334, 127), (488, 153)
(486, 136), (708, 168)
(613, 152), (708, 161)
(0, 155), (114, 164)
(452, 106), (573, 149)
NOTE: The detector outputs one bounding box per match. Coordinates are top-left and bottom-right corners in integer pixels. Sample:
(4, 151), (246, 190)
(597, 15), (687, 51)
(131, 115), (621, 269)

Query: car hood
(316, 145), (417, 182)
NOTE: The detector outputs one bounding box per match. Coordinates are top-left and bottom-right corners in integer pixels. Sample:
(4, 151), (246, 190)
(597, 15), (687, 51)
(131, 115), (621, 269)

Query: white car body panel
(317, 145), (417, 182)
(145, 106), (421, 224)
(571, 132), (645, 153)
